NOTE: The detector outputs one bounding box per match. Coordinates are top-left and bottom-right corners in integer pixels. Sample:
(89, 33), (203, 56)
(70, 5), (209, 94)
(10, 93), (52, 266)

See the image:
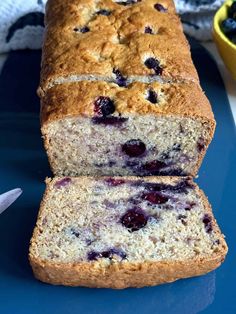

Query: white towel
(0, 0), (46, 53)
(0, 0), (224, 53)
(181, 11), (217, 41)
(175, 0), (224, 14)
(175, 0), (224, 41)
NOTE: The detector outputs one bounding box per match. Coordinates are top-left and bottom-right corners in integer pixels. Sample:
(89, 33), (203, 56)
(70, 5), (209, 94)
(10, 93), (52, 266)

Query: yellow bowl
(213, 0), (236, 80)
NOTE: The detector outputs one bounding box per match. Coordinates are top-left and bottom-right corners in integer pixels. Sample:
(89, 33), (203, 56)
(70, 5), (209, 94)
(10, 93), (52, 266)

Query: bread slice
(39, 0), (199, 94)
(29, 176), (227, 289)
(41, 81), (215, 177)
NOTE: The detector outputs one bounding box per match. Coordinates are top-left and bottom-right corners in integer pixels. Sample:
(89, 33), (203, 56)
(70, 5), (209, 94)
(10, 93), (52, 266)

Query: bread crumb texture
(29, 176), (227, 288)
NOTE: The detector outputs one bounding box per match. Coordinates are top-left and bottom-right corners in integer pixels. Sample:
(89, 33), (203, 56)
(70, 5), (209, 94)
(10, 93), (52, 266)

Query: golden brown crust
(39, 0), (199, 93)
(40, 81), (215, 125)
(29, 254), (225, 288)
(29, 176), (228, 288)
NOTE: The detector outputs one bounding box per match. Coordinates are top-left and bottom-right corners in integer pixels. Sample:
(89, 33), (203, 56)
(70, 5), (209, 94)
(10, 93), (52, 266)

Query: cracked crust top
(39, 0), (199, 93)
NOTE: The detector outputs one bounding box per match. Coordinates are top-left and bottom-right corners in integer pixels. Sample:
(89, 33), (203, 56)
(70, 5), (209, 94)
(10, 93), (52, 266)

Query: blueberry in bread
(29, 176), (227, 288)
(41, 81), (215, 177)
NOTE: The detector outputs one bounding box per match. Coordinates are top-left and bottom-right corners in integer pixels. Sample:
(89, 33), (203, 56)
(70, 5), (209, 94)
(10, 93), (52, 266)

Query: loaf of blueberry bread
(41, 81), (215, 176)
(29, 176), (227, 288)
(38, 0), (215, 177)
(38, 0), (199, 95)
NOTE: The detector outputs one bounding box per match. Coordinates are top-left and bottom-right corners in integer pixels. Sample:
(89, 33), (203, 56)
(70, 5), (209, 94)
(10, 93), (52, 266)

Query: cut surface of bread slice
(41, 81), (215, 177)
(29, 176), (227, 289)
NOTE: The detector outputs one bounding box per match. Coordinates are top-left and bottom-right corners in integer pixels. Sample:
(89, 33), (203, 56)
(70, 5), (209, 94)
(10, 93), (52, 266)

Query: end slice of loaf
(29, 176), (227, 289)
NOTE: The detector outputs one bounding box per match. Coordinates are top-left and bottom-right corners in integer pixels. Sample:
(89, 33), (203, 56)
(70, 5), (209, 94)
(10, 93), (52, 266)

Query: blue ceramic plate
(0, 40), (235, 314)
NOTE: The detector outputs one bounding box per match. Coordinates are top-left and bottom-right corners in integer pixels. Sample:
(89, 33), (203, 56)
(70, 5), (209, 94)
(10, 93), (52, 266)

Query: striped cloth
(0, 0), (46, 53)
(175, 0), (224, 40)
(0, 0), (224, 53)
(175, 0), (224, 14)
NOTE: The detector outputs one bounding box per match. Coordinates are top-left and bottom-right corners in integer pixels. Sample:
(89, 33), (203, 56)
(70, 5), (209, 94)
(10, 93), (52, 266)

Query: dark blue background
(0, 40), (235, 314)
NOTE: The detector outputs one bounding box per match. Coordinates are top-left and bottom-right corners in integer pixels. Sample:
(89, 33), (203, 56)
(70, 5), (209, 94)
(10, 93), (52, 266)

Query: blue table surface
(0, 39), (235, 314)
